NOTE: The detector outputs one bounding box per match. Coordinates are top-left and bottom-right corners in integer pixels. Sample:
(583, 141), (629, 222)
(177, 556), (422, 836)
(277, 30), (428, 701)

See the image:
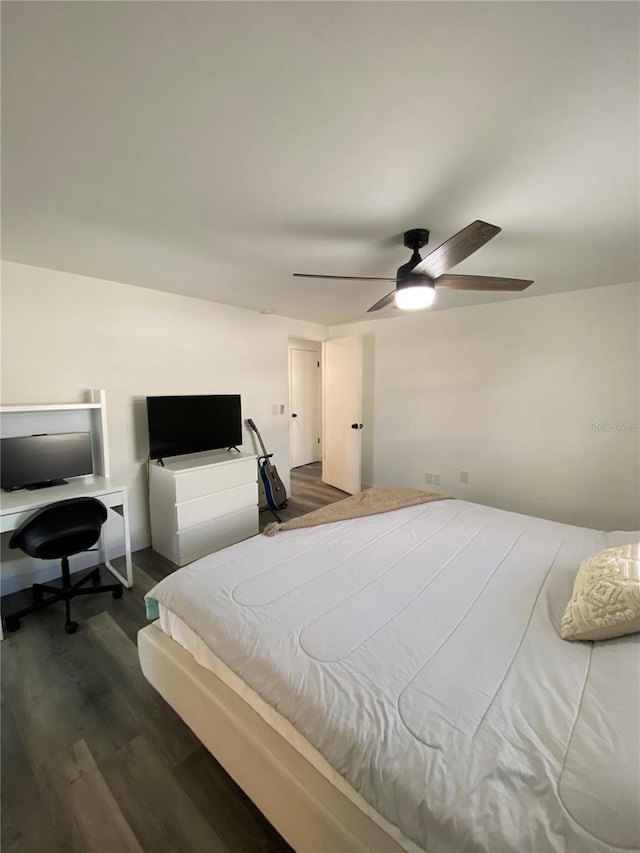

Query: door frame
(288, 337), (323, 470)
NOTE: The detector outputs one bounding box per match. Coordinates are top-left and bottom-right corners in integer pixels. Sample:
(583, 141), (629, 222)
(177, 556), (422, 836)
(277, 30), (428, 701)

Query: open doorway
(289, 334), (366, 499)
(288, 337), (322, 480)
(286, 337), (348, 519)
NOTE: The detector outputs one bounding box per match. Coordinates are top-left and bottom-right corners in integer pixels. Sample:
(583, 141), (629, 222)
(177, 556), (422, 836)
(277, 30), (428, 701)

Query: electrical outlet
(460, 470), (469, 484)
(432, 473), (441, 486)
(272, 404), (278, 415)
(424, 472), (433, 485)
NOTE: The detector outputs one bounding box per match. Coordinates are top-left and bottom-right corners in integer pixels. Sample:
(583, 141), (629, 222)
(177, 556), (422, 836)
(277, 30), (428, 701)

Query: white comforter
(146, 500), (640, 853)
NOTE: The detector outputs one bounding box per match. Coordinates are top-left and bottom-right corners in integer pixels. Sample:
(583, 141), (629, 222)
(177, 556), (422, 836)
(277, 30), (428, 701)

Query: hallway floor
(258, 461), (348, 530)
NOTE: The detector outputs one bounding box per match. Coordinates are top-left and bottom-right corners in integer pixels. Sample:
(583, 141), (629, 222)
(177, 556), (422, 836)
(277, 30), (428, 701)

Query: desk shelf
(0, 403), (102, 413)
(0, 389), (110, 477)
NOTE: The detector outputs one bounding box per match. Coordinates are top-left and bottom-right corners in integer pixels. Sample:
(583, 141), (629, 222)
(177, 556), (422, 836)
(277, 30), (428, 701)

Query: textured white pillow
(561, 543), (640, 641)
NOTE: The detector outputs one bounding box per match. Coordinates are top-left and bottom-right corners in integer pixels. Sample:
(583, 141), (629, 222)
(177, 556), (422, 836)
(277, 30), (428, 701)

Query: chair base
(4, 562), (123, 635)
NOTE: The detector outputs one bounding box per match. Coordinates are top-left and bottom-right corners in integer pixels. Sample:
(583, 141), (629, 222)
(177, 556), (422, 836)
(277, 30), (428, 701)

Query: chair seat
(5, 496), (122, 634)
(34, 530), (101, 561)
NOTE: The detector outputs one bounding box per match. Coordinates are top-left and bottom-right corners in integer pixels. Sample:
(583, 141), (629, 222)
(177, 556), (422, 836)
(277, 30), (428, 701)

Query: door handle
(292, 413), (298, 418)
(351, 423), (364, 430)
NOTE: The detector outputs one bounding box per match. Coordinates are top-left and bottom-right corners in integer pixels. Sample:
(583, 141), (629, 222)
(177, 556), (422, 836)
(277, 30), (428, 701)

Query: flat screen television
(1, 432), (93, 491)
(146, 394), (242, 460)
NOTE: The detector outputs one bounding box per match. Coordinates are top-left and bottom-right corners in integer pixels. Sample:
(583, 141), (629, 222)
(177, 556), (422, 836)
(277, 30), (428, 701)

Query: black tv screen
(146, 395), (242, 460)
(1, 432), (93, 491)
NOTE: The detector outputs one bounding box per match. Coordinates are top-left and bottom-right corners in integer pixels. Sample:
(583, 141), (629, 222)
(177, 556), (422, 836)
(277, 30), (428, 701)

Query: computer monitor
(1, 433), (93, 491)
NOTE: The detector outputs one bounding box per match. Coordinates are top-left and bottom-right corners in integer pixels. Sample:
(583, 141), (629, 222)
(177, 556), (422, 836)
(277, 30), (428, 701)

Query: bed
(138, 497), (640, 853)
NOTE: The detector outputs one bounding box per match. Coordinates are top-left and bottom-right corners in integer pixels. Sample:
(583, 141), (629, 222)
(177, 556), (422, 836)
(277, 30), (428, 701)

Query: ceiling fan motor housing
(396, 272), (435, 291)
(398, 229), (431, 282)
(403, 228), (429, 250)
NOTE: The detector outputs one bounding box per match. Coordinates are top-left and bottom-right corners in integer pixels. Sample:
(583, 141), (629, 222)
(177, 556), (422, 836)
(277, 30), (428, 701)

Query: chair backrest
(9, 497), (108, 561)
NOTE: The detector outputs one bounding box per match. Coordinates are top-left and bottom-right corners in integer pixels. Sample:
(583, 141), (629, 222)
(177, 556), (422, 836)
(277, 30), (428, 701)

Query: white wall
(1, 261), (327, 590)
(2, 260), (637, 597)
(332, 282), (639, 531)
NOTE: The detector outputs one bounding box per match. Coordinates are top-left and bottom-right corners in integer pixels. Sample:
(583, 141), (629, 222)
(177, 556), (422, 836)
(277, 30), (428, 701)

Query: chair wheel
(92, 571), (101, 586)
(5, 616), (21, 632)
(112, 587), (123, 600)
(65, 620), (79, 635)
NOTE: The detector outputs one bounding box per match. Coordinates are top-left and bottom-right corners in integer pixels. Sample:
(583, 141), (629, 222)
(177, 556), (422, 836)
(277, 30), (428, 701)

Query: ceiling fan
(293, 221), (533, 312)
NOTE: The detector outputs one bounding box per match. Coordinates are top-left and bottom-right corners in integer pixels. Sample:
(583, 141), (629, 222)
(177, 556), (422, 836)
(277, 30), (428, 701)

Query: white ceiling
(2, 1), (638, 326)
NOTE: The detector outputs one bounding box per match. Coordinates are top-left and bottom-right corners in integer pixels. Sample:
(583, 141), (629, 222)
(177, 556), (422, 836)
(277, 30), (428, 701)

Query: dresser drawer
(176, 482), (257, 529)
(177, 506), (259, 565)
(174, 457), (257, 502)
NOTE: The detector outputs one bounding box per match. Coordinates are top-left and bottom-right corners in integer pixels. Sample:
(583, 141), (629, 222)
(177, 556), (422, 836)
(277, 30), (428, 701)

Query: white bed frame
(138, 623), (414, 853)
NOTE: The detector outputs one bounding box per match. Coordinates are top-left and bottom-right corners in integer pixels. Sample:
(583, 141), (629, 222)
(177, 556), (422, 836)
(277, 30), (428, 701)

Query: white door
(323, 335), (363, 494)
(290, 348), (321, 468)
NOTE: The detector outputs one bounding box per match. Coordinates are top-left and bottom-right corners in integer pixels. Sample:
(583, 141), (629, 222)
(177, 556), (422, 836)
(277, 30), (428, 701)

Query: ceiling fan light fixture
(395, 280), (436, 311)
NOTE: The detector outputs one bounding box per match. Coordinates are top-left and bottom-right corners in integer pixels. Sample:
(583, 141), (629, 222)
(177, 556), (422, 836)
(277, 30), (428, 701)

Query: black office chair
(5, 497), (123, 635)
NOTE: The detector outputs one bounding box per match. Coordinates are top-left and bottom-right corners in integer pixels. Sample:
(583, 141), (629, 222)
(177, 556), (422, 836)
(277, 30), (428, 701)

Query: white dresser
(149, 450), (259, 567)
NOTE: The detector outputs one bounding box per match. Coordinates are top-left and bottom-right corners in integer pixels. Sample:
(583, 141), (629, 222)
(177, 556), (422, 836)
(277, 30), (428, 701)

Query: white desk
(0, 475), (133, 590)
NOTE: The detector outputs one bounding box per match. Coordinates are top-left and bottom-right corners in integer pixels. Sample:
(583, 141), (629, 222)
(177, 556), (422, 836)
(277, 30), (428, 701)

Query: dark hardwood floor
(259, 462), (347, 531)
(1, 464), (346, 853)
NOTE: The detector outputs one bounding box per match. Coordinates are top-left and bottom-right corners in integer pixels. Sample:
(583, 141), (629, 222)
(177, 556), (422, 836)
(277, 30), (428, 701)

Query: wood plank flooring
(1, 464), (346, 853)
(259, 462), (348, 531)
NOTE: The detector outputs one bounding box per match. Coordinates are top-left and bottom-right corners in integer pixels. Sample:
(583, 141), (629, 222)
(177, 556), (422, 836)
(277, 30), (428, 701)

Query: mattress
(145, 499), (640, 853)
(157, 605), (422, 852)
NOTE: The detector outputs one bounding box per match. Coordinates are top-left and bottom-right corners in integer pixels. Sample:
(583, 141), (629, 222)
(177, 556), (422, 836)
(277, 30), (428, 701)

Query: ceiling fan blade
(435, 274), (533, 291)
(412, 220), (501, 278)
(367, 290), (396, 312)
(293, 273), (397, 282)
